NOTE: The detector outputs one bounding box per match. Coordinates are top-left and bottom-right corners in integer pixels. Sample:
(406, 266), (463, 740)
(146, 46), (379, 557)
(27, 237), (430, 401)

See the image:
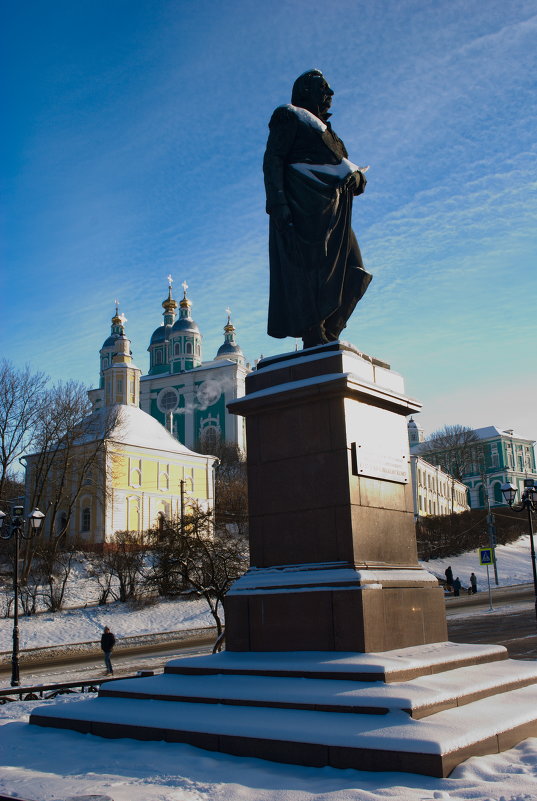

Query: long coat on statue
(263, 101), (372, 340)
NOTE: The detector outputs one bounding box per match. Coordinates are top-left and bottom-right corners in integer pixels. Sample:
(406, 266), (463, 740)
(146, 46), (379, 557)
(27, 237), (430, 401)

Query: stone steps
(99, 657), (537, 719)
(29, 642), (537, 777)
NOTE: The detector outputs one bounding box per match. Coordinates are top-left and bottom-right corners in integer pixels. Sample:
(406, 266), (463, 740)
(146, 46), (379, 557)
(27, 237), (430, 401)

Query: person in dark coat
(263, 70), (372, 348)
(445, 565), (454, 590)
(100, 626), (116, 675)
(452, 577), (461, 597)
(470, 572), (477, 594)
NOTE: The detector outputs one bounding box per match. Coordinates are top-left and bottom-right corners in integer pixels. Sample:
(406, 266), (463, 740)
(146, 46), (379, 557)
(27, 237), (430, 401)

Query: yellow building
(26, 309), (216, 545)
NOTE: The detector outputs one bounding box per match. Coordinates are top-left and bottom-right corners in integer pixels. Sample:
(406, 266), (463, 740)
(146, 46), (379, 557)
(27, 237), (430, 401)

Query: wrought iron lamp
(0, 506), (45, 686)
(501, 479), (537, 625)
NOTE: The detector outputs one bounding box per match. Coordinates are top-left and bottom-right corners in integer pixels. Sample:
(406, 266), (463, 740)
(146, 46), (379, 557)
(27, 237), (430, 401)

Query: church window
(493, 482), (503, 503)
(158, 463), (170, 491)
(129, 458), (142, 488)
(127, 497), (140, 532)
(155, 350), (163, 365)
(174, 342), (180, 356)
(196, 343), (200, 355)
(186, 342), (193, 355)
(81, 507), (91, 532)
(157, 388), (179, 413)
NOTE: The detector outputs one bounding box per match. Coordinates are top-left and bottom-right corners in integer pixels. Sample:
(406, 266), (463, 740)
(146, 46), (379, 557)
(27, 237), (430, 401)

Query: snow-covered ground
(1, 694), (537, 801)
(1, 535), (536, 799)
(0, 596), (214, 652)
(421, 535), (536, 591)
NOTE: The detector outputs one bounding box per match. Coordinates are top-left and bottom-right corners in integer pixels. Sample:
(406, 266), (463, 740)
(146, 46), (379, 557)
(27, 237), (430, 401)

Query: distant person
(445, 565), (454, 590)
(101, 626), (116, 675)
(470, 572), (477, 594)
(452, 577), (461, 597)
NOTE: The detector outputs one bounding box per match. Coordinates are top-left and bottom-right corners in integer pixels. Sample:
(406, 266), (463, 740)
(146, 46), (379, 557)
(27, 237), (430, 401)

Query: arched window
(155, 350), (163, 365)
(494, 482), (503, 503)
(174, 342), (180, 355)
(81, 507), (91, 532)
(186, 342), (193, 355)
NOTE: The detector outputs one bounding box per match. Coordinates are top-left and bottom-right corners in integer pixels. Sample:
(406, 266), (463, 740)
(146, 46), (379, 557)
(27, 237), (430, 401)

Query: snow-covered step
(30, 681), (537, 778)
(164, 641), (507, 682)
(98, 657), (537, 719)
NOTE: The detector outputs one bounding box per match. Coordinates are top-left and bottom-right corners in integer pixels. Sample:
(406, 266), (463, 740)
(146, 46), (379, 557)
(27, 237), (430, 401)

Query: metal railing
(0, 670), (155, 704)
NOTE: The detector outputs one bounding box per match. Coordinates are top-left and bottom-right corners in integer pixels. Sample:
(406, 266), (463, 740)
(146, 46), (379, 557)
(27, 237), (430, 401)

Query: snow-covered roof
(413, 427), (536, 452)
(473, 426), (534, 443)
(78, 405), (210, 458)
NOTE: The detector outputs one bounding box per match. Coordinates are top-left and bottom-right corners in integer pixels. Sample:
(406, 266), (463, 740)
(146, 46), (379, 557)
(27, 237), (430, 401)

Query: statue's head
(292, 70), (334, 118)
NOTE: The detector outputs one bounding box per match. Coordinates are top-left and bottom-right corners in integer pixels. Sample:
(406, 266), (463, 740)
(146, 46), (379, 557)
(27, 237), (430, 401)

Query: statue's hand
(352, 171), (367, 196)
(271, 204), (294, 231)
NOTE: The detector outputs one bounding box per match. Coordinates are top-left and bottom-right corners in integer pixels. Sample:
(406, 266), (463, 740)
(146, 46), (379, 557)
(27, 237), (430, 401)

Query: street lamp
(501, 479), (537, 626)
(0, 505), (45, 686)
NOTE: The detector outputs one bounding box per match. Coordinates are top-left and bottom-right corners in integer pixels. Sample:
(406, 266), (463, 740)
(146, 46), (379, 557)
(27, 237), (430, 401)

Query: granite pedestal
(225, 342), (447, 652)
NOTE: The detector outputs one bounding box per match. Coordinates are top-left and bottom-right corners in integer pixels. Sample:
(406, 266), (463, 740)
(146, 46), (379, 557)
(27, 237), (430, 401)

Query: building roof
(76, 405), (210, 458)
(473, 426), (535, 443)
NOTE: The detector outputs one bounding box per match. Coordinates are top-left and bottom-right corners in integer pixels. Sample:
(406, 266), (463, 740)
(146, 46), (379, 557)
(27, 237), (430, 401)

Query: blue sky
(2, 0), (536, 438)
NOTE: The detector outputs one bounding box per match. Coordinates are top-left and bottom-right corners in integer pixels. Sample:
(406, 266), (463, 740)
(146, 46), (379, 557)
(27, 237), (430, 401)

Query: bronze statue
(263, 70), (372, 348)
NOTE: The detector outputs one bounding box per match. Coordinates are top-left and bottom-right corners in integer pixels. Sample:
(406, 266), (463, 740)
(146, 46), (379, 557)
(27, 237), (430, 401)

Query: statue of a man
(263, 70), (372, 348)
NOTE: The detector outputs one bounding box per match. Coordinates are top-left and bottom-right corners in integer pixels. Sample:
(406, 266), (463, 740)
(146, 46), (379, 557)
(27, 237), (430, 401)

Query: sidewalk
(0, 626), (217, 671)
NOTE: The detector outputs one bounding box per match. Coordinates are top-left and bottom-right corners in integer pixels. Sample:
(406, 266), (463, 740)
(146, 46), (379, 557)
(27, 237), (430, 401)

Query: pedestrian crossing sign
(479, 547), (494, 565)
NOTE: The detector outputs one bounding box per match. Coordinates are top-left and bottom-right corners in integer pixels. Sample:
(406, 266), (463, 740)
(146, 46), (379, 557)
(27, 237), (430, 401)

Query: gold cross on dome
(182, 280), (188, 296)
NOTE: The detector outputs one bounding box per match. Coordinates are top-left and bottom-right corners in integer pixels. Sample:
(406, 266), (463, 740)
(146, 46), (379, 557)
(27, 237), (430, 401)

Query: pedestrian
(470, 572), (477, 594)
(445, 565), (453, 591)
(452, 577), (461, 597)
(100, 626), (115, 675)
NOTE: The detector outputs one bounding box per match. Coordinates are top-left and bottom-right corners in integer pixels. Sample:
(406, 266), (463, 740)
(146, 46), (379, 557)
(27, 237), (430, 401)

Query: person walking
(445, 565), (454, 591)
(470, 572), (477, 594)
(100, 626), (116, 675)
(452, 577), (461, 597)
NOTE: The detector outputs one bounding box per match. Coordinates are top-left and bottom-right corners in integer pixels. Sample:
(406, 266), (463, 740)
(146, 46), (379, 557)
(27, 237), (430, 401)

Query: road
(446, 583), (537, 660)
(0, 639), (215, 689)
(1, 584), (536, 689)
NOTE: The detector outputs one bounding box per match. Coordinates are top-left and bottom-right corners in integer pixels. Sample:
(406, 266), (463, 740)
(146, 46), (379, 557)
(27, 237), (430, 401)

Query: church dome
(216, 341), (242, 359)
(215, 309), (244, 364)
(150, 324), (170, 344)
(102, 334), (119, 349)
(171, 317), (200, 334)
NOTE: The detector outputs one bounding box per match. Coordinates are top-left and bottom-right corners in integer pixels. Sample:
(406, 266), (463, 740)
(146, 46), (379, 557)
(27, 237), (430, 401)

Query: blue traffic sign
(479, 547), (494, 565)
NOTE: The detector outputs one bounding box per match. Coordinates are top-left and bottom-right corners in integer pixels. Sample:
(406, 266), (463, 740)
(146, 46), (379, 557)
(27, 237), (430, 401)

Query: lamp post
(0, 505), (45, 686)
(501, 479), (537, 626)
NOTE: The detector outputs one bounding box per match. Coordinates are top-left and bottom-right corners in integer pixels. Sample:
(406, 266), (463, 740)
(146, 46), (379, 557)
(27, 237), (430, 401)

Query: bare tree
(197, 433), (248, 537)
(147, 503), (249, 648)
(0, 361), (47, 505)
(91, 531), (148, 603)
(21, 384), (120, 578)
(423, 425), (483, 483)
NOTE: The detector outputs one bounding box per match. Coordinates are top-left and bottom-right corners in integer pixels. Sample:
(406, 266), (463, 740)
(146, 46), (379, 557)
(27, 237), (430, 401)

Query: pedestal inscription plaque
(225, 342), (447, 652)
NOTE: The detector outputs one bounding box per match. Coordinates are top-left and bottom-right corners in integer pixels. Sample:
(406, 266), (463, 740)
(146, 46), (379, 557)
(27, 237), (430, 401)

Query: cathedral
(91, 279), (249, 454)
